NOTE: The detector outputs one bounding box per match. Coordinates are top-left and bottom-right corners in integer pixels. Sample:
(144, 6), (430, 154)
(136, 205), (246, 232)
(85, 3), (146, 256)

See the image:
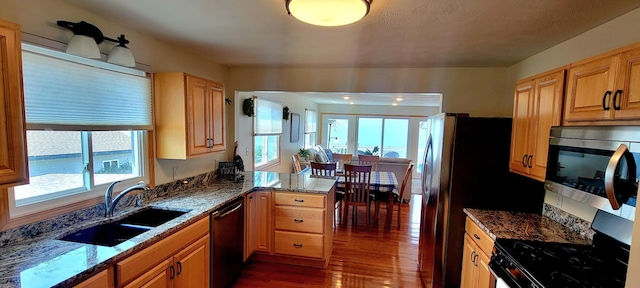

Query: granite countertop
(463, 208), (591, 245)
(0, 171), (336, 288)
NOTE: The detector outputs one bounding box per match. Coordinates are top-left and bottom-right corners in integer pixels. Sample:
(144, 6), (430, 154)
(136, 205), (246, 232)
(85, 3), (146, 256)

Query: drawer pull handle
(294, 199), (304, 202)
(294, 219), (304, 223)
(473, 234), (481, 240)
(293, 243), (303, 248)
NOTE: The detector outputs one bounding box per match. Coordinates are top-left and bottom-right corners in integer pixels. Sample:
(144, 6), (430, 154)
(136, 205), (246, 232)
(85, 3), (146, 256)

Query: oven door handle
(489, 261), (525, 288)
(604, 144), (635, 210)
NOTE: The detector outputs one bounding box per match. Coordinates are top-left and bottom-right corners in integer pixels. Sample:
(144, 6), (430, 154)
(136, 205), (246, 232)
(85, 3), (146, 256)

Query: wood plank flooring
(232, 194), (424, 288)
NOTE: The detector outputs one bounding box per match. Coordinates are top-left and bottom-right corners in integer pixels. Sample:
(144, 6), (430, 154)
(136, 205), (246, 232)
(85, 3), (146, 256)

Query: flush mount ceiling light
(57, 20), (136, 67)
(396, 97), (403, 101)
(286, 0), (372, 27)
(343, 95), (350, 100)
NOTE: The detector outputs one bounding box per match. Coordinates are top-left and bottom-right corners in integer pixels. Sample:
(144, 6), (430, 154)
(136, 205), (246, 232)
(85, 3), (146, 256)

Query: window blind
(254, 97), (283, 135)
(21, 44), (153, 131)
(305, 109), (317, 133)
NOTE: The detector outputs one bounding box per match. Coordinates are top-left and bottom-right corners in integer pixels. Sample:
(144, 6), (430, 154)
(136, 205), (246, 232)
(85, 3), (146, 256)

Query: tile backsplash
(543, 203), (595, 239)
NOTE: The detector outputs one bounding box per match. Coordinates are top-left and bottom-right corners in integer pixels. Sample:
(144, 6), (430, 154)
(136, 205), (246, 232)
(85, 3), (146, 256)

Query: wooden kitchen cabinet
(154, 72), (225, 159)
(0, 19), (29, 187)
(564, 44), (640, 125)
(74, 268), (114, 288)
(255, 191), (273, 253)
(246, 190), (335, 268)
(509, 69), (565, 182)
(460, 218), (494, 288)
(116, 217), (209, 288)
(244, 191), (257, 261)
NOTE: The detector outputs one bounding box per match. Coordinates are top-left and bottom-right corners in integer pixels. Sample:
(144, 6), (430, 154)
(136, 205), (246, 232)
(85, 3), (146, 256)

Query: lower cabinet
(244, 189), (335, 268)
(73, 268), (114, 288)
(116, 217), (210, 288)
(460, 218), (494, 288)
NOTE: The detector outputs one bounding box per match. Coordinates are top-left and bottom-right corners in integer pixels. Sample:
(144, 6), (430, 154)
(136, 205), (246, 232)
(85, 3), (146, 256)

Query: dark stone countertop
(0, 171), (336, 288)
(463, 208), (591, 245)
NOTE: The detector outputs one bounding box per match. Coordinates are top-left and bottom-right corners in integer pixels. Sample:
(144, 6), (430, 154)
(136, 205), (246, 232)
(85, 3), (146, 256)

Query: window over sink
(9, 44), (152, 218)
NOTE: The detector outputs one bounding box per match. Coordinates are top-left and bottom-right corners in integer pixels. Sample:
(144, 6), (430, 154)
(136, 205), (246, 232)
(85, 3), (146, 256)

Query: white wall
(0, 0), (233, 186)
(505, 7), (640, 287)
(234, 92), (319, 173)
(229, 67), (510, 117)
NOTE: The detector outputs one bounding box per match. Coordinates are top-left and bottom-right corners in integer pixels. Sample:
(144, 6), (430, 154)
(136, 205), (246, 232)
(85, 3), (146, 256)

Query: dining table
(303, 168), (399, 228)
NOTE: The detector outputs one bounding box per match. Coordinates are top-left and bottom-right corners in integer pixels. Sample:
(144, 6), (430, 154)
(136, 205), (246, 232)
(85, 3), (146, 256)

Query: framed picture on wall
(290, 113), (300, 143)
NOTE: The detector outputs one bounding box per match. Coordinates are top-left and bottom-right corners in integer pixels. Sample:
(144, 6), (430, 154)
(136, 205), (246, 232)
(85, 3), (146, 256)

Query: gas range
(489, 211), (632, 288)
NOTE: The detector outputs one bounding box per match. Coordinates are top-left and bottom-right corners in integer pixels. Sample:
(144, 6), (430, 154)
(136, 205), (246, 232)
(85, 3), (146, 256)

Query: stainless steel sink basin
(119, 207), (189, 227)
(60, 208), (189, 246)
(60, 222), (150, 247)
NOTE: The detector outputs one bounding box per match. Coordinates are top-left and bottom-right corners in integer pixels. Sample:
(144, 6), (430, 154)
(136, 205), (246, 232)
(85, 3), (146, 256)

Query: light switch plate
(173, 166), (180, 180)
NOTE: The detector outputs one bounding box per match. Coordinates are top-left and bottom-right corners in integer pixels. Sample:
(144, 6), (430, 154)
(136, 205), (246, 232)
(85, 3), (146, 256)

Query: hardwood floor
(233, 194), (424, 288)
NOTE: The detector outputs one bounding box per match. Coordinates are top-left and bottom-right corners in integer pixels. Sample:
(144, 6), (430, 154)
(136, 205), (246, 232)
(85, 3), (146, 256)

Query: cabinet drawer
(274, 193), (325, 208)
(275, 206), (324, 234)
(275, 231), (324, 259)
(465, 217), (494, 256)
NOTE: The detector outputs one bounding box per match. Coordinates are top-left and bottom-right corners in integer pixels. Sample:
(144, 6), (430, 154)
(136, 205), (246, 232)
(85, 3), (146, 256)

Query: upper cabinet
(564, 45), (640, 125)
(0, 19), (28, 187)
(154, 73), (225, 159)
(510, 69), (565, 182)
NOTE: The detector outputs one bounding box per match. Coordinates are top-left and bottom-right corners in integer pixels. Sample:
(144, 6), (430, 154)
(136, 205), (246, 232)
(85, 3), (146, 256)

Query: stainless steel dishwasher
(211, 197), (244, 288)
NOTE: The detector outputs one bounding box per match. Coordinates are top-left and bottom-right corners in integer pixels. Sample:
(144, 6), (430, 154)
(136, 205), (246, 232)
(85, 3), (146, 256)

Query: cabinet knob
(294, 219), (304, 223)
(293, 243), (303, 248)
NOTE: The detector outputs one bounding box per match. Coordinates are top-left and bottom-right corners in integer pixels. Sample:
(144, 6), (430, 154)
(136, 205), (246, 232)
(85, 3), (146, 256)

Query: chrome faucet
(105, 180), (151, 217)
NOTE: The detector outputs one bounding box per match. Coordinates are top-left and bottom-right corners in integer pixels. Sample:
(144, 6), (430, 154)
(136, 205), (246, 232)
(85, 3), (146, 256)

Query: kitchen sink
(60, 208), (189, 246)
(119, 207), (189, 227)
(60, 222), (150, 247)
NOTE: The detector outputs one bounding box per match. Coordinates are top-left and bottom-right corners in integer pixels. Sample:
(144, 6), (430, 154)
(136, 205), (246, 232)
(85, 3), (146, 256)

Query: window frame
(253, 97), (283, 170)
(304, 109), (317, 148)
(9, 131), (150, 218)
(4, 41), (153, 221)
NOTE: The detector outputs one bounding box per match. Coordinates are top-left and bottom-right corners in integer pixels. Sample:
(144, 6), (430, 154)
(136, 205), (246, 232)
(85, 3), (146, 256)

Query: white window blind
(305, 109), (317, 133)
(254, 97), (282, 135)
(21, 44), (153, 131)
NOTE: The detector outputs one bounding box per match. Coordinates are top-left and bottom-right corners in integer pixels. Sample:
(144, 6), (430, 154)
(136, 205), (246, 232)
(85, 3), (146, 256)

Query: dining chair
(358, 155), (379, 171)
(310, 161), (343, 226)
(291, 154), (302, 173)
(310, 161), (337, 176)
(374, 163), (413, 229)
(343, 164), (373, 228)
(331, 153), (352, 171)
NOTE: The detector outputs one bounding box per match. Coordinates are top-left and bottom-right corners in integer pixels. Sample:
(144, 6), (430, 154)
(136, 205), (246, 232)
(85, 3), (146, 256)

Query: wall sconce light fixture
(57, 20), (136, 67)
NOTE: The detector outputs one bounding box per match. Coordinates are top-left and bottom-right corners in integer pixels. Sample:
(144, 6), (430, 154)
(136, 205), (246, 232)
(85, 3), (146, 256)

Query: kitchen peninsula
(0, 171), (336, 288)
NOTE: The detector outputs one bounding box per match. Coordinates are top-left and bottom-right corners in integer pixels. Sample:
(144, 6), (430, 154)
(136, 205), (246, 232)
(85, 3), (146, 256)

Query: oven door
(545, 137), (638, 217)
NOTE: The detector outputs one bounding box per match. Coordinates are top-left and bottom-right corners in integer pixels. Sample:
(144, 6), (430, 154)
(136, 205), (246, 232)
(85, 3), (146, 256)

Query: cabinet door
(564, 55), (618, 123)
(509, 80), (533, 176)
(613, 48), (640, 120)
(208, 84), (225, 152)
(74, 269), (112, 288)
(0, 20), (28, 187)
(245, 192), (257, 261)
(256, 191), (273, 253)
(123, 259), (173, 288)
(476, 250), (493, 288)
(460, 234), (478, 288)
(528, 71), (565, 181)
(186, 76), (211, 156)
(174, 235), (210, 288)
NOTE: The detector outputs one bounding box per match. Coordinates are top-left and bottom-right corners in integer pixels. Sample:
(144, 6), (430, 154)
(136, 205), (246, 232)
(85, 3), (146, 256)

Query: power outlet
(173, 166), (180, 181)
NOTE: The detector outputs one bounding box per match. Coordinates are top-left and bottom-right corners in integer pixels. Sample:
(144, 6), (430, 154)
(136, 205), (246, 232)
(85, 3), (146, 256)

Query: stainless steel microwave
(545, 126), (639, 221)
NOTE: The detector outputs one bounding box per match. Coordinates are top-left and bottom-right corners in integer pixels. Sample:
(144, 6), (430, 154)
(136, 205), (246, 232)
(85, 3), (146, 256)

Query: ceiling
(59, 0), (640, 107)
(61, 0), (640, 68)
(252, 91), (442, 107)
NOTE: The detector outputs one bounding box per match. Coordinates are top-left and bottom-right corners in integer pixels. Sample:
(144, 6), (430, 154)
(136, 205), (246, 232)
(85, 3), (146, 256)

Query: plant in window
(298, 148), (310, 161)
(363, 146), (379, 156)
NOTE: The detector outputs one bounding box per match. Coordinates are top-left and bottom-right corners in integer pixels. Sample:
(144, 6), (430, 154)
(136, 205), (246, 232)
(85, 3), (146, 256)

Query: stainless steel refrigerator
(417, 113), (544, 288)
